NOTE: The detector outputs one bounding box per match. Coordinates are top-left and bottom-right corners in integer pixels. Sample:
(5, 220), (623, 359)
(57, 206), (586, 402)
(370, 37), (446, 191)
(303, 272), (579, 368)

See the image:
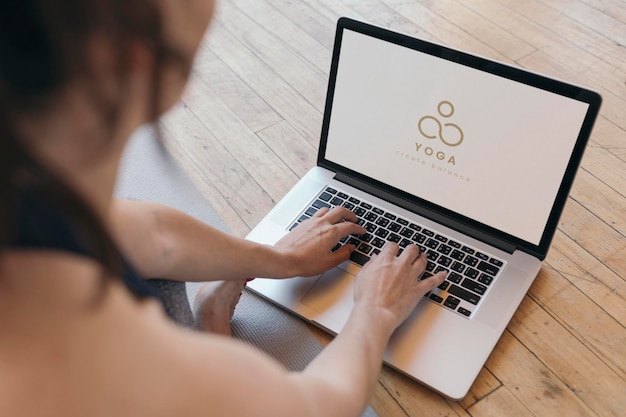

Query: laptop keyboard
(289, 187), (505, 319)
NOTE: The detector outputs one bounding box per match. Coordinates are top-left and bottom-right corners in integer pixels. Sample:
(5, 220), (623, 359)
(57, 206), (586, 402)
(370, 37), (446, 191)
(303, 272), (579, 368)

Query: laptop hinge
(334, 173), (517, 254)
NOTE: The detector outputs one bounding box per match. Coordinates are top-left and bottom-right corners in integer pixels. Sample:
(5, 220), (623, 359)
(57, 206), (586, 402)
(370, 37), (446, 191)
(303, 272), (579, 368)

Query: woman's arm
(109, 199), (365, 282)
(179, 243), (446, 417)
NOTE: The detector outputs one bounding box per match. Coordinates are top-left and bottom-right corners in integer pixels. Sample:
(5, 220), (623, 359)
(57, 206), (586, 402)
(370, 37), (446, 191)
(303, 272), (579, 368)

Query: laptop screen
(323, 28), (592, 247)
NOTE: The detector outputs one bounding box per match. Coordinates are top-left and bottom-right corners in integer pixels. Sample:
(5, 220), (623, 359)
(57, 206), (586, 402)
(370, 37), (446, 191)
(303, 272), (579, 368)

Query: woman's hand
(354, 242), (446, 330)
(274, 206), (366, 278)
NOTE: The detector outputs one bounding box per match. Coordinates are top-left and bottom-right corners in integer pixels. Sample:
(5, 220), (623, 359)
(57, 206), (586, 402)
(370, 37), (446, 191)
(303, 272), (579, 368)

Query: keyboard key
(475, 252), (489, 261)
(363, 222), (378, 233)
(412, 234), (427, 244)
(384, 212), (397, 220)
(325, 187), (337, 194)
(360, 233), (373, 243)
(330, 197), (344, 206)
(464, 268), (479, 279)
(372, 249), (381, 256)
(438, 280), (450, 290)
(354, 207), (366, 217)
(478, 273), (494, 286)
(426, 261), (436, 272)
(298, 215), (310, 223)
(426, 251), (439, 261)
(437, 244), (452, 255)
(422, 229), (435, 237)
(360, 202), (372, 210)
(448, 284), (481, 305)
(450, 249), (465, 261)
(319, 192), (332, 202)
(388, 233), (401, 243)
(477, 260), (500, 276)
(399, 227), (414, 238)
(464, 255), (479, 267)
(342, 202), (355, 210)
(371, 237), (386, 248)
(289, 223), (299, 231)
(374, 228), (389, 239)
(458, 307), (472, 317)
(358, 243), (373, 255)
(435, 234), (448, 243)
(399, 238), (412, 248)
(375, 217), (390, 227)
(444, 295), (460, 309)
(434, 266), (448, 275)
(451, 261), (465, 273)
(388, 222), (402, 232)
(348, 197), (361, 204)
(461, 278), (487, 295)
(461, 246), (475, 255)
(312, 199), (331, 209)
(409, 223), (422, 231)
(490, 258), (504, 267)
(364, 212), (378, 222)
(438, 256), (452, 267)
(350, 251), (370, 266)
(347, 237), (360, 246)
(305, 206), (318, 217)
(397, 218), (409, 226)
(429, 293), (444, 303)
(372, 207), (384, 215)
(448, 240), (462, 248)
(425, 238), (439, 249)
(447, 272), (463, 284)
(331, 242), (342, 252)
(337, 192), (349, 199)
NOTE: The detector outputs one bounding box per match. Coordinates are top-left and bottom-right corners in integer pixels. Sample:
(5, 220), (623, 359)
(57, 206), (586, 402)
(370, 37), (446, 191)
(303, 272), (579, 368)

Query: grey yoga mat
(115, 127), (378, 417)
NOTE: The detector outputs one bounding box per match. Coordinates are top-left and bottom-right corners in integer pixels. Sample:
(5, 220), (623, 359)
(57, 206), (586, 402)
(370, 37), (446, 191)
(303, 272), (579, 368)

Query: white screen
(325, 30), (590, 245)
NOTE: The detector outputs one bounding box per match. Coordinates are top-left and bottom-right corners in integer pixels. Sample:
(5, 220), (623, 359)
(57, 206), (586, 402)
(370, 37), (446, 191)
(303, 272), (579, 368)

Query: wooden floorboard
(161, 1), (626, 415)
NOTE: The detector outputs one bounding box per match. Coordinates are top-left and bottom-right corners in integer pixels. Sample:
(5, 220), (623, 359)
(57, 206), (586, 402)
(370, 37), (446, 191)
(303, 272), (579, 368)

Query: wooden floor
(160, 1), (625, 416)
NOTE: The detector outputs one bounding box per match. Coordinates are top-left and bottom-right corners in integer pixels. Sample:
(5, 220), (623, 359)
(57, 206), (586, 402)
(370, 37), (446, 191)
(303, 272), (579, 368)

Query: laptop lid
(318, 18), (601, 260)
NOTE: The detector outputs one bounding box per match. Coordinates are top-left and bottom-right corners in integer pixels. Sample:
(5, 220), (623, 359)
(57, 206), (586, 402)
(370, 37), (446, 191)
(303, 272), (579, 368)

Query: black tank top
(6, 189), (160, 299)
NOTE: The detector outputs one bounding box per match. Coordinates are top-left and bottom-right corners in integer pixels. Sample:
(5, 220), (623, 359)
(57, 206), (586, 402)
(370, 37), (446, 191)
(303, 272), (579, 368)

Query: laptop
(246, 17), (601, 399)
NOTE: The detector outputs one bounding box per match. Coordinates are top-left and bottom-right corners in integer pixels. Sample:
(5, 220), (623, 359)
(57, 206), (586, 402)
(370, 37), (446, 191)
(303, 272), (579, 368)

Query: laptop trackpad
(300, 267), (356, 326)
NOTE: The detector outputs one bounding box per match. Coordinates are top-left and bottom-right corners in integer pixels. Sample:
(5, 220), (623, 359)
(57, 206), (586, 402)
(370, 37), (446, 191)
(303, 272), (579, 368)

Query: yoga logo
(418, 100), (464, 147)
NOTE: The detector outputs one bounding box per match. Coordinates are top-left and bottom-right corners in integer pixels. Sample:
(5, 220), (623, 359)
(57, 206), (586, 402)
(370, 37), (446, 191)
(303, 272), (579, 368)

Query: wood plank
(191, 48), (282, 133)
(467, 386), (534, 417)
(466, 0), (626, 101)
(558, 198), (626, 279)
(569, 168), (626, 237)
(529, 264), (626, 379)
(539, 0), (626, 47)
(506, 295), (626, 417)
(182, 73), (299, 203)
(203, 19), (323, 145)
(548, 231), (626, 325)
(256, 120), (317, 179)
(377, 367), (464, 416)
(499, 0), (626, 73)
(518, 50), (626, 132)
(228, 0), (332, 74)
(414, 0), (536, 61)
(160, 101), (275, 231)
(270, 0), (337, 50)
(381, 0), (509, 61)
(485, 323), (598, 417)
(214, 1), (328, 111)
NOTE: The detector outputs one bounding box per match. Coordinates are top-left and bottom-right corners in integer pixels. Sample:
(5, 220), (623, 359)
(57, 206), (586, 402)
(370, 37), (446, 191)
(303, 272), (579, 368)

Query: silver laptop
(246, 18), (601, 399)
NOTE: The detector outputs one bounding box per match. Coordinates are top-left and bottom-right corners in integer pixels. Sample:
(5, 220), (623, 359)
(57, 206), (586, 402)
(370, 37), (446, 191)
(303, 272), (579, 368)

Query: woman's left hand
(273, 206), (366, 278)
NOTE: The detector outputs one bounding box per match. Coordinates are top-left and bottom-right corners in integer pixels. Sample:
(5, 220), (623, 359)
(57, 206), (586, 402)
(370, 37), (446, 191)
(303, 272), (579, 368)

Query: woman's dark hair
(0, 1), (188, 283)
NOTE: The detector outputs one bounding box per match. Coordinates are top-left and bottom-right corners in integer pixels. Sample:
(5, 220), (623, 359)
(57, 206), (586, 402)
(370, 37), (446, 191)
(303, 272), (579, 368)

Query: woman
(0, 1), (445, 416)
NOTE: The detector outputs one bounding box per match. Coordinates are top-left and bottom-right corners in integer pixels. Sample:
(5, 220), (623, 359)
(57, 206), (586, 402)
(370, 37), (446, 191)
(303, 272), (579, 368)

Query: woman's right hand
(353, 242), (447, 330)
